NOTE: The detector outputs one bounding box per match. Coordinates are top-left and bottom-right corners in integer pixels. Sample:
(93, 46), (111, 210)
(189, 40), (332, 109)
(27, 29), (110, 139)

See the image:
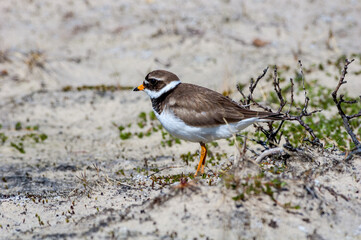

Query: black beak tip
(133, 87), (139, 91)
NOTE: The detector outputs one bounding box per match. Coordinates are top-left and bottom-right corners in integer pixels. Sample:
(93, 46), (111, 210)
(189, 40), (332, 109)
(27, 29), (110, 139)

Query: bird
(133, 70), (283, 177)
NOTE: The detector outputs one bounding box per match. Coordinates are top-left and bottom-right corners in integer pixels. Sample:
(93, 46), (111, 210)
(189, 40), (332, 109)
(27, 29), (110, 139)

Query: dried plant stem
(238, 63), (321, 147)
(238, 66), (272, 111)
(331, 58), (360, 147)
(284, 60), (322, 145)
(273, 66), (286, 113)
(255, 147), (284, 163)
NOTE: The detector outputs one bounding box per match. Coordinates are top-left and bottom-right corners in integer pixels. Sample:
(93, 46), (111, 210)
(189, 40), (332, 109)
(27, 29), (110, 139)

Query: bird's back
(163, 83), (281, 127)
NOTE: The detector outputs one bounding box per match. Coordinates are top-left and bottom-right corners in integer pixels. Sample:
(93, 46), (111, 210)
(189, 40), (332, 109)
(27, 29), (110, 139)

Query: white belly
(154, 108), (260, 143)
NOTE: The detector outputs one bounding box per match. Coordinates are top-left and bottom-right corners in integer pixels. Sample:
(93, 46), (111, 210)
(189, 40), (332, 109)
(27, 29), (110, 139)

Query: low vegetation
(0, 122), (48, 154)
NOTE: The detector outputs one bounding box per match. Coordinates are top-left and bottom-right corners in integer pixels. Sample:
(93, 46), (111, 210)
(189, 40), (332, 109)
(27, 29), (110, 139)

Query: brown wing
(166, 83), (282, 127)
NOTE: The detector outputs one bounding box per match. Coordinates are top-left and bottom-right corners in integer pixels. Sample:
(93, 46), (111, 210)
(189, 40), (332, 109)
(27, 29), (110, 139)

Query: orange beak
(133, 84), (145, 91)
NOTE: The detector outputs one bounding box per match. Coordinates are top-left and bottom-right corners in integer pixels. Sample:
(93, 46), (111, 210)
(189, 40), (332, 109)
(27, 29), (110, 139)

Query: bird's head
(133, 70), (181, 99)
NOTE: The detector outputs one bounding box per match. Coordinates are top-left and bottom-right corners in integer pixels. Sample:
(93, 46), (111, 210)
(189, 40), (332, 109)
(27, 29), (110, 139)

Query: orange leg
(195, 142), (207, 177)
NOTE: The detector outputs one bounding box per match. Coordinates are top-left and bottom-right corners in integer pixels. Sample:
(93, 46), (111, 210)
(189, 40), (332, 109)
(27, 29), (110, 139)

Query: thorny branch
(331, 58), (361, 159)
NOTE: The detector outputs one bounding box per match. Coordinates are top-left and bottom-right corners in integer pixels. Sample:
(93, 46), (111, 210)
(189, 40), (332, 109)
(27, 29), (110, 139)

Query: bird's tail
(260, 112), (285, 121)
(245, 111), (285, 122)
(238, 107), (285, 121)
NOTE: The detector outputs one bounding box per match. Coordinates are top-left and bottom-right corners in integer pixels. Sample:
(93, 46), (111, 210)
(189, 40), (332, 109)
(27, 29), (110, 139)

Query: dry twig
(238, 63), (321, 148)
(238, 66), (272, 111)
(284, 60), (322, 146)
(255, 147), (284, 163)
(241, 63), (321, 147)
(273, 66), (286, 113)
(331, 58), (361, 159)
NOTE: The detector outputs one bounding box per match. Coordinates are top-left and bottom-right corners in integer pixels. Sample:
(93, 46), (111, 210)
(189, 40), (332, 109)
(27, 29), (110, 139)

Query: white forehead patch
(144, 79), (149, 84)
(144, 80), (181, 99)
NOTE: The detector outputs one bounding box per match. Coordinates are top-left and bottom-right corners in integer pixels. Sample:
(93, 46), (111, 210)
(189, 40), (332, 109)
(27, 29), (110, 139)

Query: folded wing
(167, 83), (283, 127)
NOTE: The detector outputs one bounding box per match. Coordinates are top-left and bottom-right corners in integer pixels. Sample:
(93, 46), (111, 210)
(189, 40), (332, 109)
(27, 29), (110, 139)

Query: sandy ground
(1, 0), (361, 239)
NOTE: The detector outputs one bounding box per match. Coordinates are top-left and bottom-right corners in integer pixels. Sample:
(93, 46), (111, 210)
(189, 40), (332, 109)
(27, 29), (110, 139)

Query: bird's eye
(149, 78), (157, 85)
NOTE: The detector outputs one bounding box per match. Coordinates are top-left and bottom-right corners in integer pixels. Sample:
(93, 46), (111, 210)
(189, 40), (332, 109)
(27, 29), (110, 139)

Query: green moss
(149, 111), (157, 120)
(26, 125), (39, 131)
(0, 133), (7, 144)
(62, 84), (133, 92)
(118, 125), (125, 132)
(137, 122), (145, 128)
(10, 142), (25, 154)
(180, 151), (198, 165)
(136, 132), (144, 138)
(138, 112), (147, 122)
(39, 133), (48, 142)
(116, 169), (125, 176)
(1, 122), (48, 153)
(15, 122), (22, 130)
(150, 173), (194, 185)
(227, 172), (287, 205)
(120, 132), (131, 140)
(318, 63), (324, 71)
(35, 213), (44, 226)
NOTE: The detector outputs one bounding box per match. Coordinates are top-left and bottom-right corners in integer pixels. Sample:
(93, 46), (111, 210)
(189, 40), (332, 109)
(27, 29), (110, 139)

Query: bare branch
(273, 65), (287, 113)
(284, 61), (322, 146)
(346, 147), (361, 161)
(347, 111), (361, 119)
(331, 58), (360, 148)
(238, 67), (272, 112)
(239, 63), (322, 148)
(250, 66), (269, 97)
(286, 78), (294, 115)
(331, 59), (354, 99)
(237, 86), (247, 104)
(298, 60), (307, 104)
(256, 147), (284, 163)
(272, 120), (284, 137)
(285, 115), (320, 144)
(320, 185), (349, 202)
